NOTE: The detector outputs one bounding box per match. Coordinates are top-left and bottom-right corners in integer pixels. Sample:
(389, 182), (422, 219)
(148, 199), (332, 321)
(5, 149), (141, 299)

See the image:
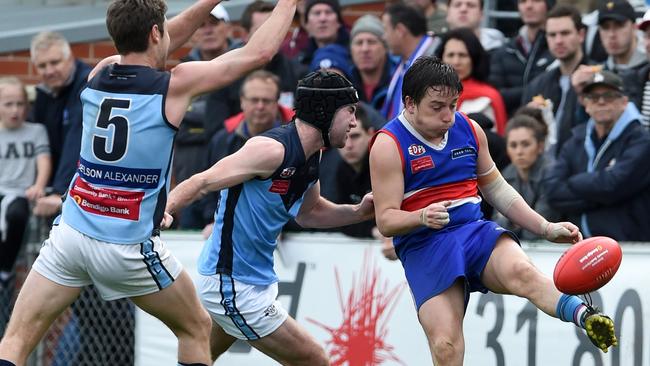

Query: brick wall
(0, 2), (384, 86)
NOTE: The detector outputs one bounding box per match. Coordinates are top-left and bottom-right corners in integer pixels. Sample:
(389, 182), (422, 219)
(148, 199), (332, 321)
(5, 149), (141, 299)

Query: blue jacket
(546, 103), (650, 241)
(31, 59), (92, 195)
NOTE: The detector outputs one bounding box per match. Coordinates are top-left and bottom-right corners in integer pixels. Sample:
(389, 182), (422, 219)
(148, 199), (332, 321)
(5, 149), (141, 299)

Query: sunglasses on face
(583, 91), (623, 103)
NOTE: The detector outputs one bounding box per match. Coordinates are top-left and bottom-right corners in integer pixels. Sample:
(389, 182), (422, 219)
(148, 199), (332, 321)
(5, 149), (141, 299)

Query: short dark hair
(402, 56), (463, 105)
(505, 114), (548, 143)
(384, 3), (427, 37)
(107, 0), (167, 55)
(240, 70), (281, 100)
(546, 4), (584, 31)
(436, 27), (489, 81)
(241, 1), (275, 33)
(448, 0), (484, 10)
(355, 106), (374, 132)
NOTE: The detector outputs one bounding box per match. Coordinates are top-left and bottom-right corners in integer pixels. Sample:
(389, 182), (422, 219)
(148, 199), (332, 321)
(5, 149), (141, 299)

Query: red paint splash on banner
(307, 250), (407, 366)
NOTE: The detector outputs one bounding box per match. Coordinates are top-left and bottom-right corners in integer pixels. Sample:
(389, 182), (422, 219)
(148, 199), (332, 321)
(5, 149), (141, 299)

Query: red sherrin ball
(553, 236), (622, 295)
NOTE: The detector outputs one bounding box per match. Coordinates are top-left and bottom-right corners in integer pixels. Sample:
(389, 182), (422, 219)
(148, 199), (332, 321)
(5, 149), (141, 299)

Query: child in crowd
(0, 77), (51, 310)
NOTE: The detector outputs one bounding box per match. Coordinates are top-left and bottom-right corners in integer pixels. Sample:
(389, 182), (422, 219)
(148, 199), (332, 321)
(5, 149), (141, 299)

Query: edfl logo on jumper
(407, 144), (426, 156)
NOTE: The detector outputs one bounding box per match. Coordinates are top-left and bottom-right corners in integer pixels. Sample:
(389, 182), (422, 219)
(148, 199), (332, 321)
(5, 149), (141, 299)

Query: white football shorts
(197, 273), (288, 340)
(32, 218), (182, 300)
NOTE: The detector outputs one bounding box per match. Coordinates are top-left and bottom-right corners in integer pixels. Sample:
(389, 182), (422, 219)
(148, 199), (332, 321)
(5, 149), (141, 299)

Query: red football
(553, 236), (622, 295)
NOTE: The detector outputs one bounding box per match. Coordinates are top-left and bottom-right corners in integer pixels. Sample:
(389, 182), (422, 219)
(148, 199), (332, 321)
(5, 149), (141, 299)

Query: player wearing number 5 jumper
(163, 70), (373, 365)
(0, 0), (299, 366)
(368, 56), (617, 366)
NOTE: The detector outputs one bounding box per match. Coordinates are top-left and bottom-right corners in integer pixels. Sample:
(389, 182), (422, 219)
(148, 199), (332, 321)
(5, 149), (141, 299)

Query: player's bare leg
(481, 236), (561, 315)
(417, 279), (465, 366)
(248, 316), (329, 366)
(209, 321), (236, 362)
(0, 271), (82, 366)
(131, 270), (212, 365)
(481, 236), (617, 352)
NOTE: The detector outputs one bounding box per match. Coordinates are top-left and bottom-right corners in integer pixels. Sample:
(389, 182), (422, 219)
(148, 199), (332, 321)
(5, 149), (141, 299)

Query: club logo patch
(451, 147), (477, 159)
(410, 156), (434, 173)
(264, 304), (278, 317)
(407, 144), (426, 156)
(280, 167), (296, 178)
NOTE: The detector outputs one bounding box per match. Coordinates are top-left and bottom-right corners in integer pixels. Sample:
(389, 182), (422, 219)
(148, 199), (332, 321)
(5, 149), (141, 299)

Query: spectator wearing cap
(310, 43), (353, 78)
(574, 0), (645, 93)
(597, 0), (646, 73)
(300, 0), (350, 67)
(622, 8), (650, 125)
(173, 4), (244, 229)
(381, 3), (440, 120)
(523, 4), (593, 157)
(183, 4), (242, 63)
(348, 15), (397, 111)
(547, 70), (650, 241)
(488, 0), (555, 116)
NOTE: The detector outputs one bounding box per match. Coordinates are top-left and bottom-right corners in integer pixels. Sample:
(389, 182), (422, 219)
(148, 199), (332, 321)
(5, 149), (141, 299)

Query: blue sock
(556, 294), (589, 328)
(0, 360), (17, 366)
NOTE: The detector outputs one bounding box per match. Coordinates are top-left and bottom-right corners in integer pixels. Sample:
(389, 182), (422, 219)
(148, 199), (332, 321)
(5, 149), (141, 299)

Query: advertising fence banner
(135, 232), (650, 366)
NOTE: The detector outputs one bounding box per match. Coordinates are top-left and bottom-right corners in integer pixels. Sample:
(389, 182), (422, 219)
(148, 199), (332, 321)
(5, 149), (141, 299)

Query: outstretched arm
(164, 137), (283, 218)
(168, 0), (297, 99)
(294, 182), (374, 228)
(473, 120), (582, 243)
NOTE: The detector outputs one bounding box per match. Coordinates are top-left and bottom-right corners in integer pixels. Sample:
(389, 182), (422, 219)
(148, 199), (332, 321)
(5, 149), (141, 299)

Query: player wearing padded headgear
(163, 70), (372, 365)
(369, 56), (617, 366)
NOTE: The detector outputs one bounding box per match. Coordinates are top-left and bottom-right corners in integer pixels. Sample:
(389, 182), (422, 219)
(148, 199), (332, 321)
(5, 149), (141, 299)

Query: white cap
(638, 9), (650, 31)
(210, 4), (230, 22)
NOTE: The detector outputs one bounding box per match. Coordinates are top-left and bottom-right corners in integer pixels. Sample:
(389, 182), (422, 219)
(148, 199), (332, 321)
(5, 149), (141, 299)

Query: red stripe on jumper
(401, 179), (478, 211)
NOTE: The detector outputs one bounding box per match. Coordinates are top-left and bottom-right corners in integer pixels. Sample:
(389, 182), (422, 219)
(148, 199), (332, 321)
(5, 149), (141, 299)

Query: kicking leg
(481, 236), (617, 352)
(249, 316), (328, 366)
(0, 270), (82, 366)
(418, 279), (466, 366)
(131, 270), (212, 365)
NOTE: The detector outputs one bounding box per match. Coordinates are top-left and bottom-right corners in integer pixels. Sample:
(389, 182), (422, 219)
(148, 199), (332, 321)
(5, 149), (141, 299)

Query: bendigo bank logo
(407, 144), (426, 156)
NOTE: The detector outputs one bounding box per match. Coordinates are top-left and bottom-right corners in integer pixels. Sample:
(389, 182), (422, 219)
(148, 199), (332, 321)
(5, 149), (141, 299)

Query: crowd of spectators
(1, 0), (650, 281)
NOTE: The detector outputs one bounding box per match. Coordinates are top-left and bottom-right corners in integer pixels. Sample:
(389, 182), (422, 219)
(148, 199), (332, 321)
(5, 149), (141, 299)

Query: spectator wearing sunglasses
(546, 70), (650, 241)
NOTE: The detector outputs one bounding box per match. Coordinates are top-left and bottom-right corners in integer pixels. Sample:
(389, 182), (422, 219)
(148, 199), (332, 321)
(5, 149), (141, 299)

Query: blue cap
(309, 44), (352, 79)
